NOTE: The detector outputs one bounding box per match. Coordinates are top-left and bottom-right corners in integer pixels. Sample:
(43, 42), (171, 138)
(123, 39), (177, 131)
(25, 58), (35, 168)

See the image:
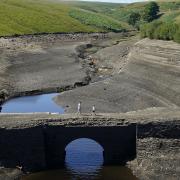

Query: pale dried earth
(0, 33), (131, 103)
(1, 33), (179, 113)
(55, 38), (180, 113)
(0, 33), (180, 180)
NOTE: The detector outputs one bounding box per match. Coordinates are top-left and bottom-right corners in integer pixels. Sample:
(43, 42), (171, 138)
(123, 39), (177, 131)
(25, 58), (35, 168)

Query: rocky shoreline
(0, 168), (23, 180)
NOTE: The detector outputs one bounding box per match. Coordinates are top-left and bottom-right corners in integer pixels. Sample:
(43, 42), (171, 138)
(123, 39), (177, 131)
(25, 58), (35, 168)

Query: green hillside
(0, 0), (130, 36)
(139, 1), (180, 43)
(0, 0), (97, 36)
(0, 0), (179, 37)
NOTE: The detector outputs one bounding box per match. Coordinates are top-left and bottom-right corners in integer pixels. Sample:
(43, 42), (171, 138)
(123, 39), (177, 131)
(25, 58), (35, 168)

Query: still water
(1, 93), (64, 113)
(22, 138), (138, 180)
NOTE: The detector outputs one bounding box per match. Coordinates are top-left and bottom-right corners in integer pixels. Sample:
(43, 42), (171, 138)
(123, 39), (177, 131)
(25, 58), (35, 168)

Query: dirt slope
(55, 38), (180, 113)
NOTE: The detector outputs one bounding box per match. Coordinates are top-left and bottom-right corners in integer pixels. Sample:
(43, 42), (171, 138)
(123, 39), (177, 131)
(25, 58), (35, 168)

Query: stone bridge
(0, 110), (179, 172)
(44, 125), (136, 169)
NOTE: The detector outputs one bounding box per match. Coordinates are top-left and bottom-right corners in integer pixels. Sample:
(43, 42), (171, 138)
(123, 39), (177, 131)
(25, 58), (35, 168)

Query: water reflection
(65, 138), (104, 179)
(22, 166), (138, 180)
(22, 138), (138, 180)
(1, 93), (64, 113)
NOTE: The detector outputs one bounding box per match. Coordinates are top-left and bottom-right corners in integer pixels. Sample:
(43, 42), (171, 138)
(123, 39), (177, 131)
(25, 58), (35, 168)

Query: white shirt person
(77, 102), (81, 114)
(92, 105), (96, 115)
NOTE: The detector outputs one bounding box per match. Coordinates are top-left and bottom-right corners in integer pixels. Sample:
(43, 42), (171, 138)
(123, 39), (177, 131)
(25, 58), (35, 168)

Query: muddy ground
(0, 32), (180, 180)
(1, 33), (179, 114)
(1, 32), (179, 113)
(0, 32), (133, 104)
(55, 38), (180, 113)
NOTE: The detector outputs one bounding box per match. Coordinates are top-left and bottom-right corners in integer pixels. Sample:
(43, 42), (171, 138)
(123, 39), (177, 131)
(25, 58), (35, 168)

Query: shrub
(128, 12), (141, 26)
(142, 1), (160, 22)
(140, 21), (162, 38)
(140, 20), (180, 43)
(69, 9), (124, 32)
(174, 27), (180, 43)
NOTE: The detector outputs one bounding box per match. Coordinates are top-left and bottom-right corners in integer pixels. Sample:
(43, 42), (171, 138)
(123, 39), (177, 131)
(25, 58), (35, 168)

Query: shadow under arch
(64, 138), (104, 177)
(43, 125), (136, 169)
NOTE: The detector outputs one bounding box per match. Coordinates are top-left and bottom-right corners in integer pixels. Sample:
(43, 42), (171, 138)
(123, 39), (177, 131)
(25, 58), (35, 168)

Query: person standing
(77, 102), (81, 114)
(92, 105), (96, 115)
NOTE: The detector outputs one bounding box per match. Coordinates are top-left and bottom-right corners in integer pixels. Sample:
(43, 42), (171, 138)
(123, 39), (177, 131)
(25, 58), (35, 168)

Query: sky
(80, 0), (149, 3)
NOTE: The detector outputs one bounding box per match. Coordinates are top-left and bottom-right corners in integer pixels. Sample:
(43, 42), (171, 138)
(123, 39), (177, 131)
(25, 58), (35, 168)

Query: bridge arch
(43, 125), (136, 169)
(65, 138), (104, 173)
(65, 137), (104, 152)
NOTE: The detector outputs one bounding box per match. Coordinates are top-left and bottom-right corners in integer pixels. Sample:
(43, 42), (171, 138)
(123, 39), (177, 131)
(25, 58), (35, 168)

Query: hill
(0, 0), (130, 36)
(0, 0), (179, 37)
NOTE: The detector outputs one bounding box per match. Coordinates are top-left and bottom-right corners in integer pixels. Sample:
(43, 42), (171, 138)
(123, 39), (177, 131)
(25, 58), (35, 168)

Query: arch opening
(65, 138), (104, 178)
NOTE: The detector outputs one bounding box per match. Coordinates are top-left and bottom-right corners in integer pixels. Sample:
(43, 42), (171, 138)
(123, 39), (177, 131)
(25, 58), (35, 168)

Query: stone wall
(44, 125), (136, 169)
(0, 122), (136, 171)
(137, 120), (180, 139)
(0, 112), (179, 179)
(0, 127), (46, 171)
(129, 120), (180, 180)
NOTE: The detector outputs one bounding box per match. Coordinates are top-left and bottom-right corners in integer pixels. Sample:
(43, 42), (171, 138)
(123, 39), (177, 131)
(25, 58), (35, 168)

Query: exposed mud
(0, 32), (133, 106)
(0, 33), (180, 180)
(55, 38), (180, 113)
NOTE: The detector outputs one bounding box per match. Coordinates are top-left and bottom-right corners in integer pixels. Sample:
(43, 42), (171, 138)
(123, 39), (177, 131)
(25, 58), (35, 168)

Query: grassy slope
(0, 0), (131, 36)
(139, 0), (180, 43)
(0, 0), (179, 36)
(113, 0), (180, 23)
(72, 1), (142, 23)
(117, 0), (180, 37)
(0, 0), (99, 36)
(158, 0), (180, 23)
(68, 1), (131, 31)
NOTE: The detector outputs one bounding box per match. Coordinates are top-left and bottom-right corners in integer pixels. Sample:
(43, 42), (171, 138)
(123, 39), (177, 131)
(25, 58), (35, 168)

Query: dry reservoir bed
(0, 33), (180, 180)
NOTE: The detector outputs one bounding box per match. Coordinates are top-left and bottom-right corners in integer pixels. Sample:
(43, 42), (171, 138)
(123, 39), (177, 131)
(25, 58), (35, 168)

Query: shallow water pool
(1, 93), (64, 113)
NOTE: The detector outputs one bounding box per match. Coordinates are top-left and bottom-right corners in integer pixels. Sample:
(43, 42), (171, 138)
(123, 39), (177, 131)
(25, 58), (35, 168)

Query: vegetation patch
(0, 0), (97, 36)
(0, 0), (179, 41)
(120, 0), (180, 43)
(69, 9), (126, 32)
(140, 20), (180, 43)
